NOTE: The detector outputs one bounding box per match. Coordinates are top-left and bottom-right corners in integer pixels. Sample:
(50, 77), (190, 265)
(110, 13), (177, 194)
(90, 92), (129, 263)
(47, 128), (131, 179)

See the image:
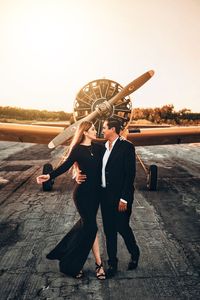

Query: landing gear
(147, 164), (158, 191)
(42, 163), (54, 191)
(136, 154), (158, 190)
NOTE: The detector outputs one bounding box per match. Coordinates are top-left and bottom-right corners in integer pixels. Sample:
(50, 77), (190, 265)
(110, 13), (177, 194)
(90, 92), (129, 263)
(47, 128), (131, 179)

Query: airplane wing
(0, 122), (64, 144)
(0, 122), (200, 146)
(126, 126), (200, 146)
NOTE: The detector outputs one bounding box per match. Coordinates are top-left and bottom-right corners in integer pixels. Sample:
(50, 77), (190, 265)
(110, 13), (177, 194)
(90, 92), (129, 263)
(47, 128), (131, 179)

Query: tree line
(132, 104), (200, 125)
(0, 106), (72, 121)
(0, 105), (199, 125)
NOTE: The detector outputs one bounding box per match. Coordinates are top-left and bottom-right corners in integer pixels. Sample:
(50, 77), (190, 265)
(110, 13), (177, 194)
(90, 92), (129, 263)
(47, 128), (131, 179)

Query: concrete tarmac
(0, 141), (199, 300)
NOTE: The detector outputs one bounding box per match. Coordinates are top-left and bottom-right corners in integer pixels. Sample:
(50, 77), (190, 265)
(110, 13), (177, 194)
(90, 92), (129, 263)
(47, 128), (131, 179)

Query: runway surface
(0, 141), (199, 299)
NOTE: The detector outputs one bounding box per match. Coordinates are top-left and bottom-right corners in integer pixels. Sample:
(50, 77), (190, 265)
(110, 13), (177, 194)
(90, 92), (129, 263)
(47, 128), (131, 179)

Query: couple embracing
(37, 118), (140, 280)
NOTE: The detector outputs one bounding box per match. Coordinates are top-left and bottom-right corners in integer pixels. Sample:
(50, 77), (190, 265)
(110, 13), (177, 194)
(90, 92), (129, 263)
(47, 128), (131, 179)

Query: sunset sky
(0, 0), (199, 113)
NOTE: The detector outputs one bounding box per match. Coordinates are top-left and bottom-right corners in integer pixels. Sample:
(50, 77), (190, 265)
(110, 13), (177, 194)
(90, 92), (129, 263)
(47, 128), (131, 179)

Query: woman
(36, 121), (105, 279)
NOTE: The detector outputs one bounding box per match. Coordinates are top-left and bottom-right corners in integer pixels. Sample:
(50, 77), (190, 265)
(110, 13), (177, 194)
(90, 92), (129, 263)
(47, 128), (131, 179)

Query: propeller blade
(108, 70), (154, 106)
(48, 70), (154, 149)
(48, 111), (98, 148)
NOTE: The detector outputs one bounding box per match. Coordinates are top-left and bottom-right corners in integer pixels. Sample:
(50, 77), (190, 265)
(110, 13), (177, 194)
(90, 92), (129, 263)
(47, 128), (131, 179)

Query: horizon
(0, 0), (199, 113)
(0, 103), (198, 114)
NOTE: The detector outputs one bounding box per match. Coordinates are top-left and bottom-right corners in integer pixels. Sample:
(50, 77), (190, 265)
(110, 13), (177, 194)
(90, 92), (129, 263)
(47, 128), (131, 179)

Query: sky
(0, 0), (199, 113)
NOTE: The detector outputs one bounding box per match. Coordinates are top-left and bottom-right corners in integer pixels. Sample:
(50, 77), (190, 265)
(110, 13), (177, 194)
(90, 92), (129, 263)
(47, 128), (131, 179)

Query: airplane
(0, 70), (200, 191)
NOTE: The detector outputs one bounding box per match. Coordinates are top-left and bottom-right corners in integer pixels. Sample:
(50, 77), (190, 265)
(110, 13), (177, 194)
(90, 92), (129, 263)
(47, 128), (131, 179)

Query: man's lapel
(105, 138), (121, 169)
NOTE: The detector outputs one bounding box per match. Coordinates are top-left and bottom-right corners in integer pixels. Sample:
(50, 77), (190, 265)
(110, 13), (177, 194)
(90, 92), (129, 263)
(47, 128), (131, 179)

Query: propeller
(48, 70), (154, 149)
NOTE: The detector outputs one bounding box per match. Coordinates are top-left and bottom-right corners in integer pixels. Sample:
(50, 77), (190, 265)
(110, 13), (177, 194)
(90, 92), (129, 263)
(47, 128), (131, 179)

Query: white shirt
(101, 137), (127, 204)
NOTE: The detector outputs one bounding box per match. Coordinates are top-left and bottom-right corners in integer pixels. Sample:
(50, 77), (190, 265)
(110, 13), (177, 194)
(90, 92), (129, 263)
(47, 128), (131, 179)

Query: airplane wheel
(42, 163), (54, 191)
(147, 164), (158, 191)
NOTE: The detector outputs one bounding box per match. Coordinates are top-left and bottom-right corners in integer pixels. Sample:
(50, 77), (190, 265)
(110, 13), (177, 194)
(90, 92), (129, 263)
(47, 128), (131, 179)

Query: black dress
(46, 143), (102, 277)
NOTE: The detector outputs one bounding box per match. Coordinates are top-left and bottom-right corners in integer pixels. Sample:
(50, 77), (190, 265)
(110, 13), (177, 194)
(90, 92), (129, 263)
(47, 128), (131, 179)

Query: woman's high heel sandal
(95, 263), (106, 280)
(74, 270), (84, 279)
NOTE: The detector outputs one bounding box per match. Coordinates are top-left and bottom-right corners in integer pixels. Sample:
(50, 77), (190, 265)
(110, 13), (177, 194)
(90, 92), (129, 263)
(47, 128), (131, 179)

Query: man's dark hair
(105, 118), (122, 134)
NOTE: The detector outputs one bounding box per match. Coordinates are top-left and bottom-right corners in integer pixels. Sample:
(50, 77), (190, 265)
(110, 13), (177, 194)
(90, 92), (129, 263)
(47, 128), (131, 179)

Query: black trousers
(46, 185), (99, 277)
(100, 188), (139, 266)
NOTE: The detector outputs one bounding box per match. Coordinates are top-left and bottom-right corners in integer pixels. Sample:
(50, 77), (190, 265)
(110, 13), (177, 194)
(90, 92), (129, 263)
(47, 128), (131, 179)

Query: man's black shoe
(128, 251), (140, 270)
(106, 265), (117, 278)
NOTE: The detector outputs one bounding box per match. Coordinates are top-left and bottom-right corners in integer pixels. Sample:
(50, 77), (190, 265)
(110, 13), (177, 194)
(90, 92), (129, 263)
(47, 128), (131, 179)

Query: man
(77, 118), (140, 278)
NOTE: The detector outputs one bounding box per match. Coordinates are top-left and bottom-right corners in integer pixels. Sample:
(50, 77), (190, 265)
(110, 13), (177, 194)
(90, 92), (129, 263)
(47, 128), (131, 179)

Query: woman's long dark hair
(68, 121), (93, 156)
(60, 121), (93, 175)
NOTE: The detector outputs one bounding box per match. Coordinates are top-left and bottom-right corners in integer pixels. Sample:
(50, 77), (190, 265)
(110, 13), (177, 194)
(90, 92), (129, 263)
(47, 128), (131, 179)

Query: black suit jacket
(102, 138), (136, 206)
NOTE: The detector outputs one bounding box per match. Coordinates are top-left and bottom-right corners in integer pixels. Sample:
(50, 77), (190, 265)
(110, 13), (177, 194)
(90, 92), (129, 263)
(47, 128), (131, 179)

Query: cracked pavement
(0, 141), (199, 299)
